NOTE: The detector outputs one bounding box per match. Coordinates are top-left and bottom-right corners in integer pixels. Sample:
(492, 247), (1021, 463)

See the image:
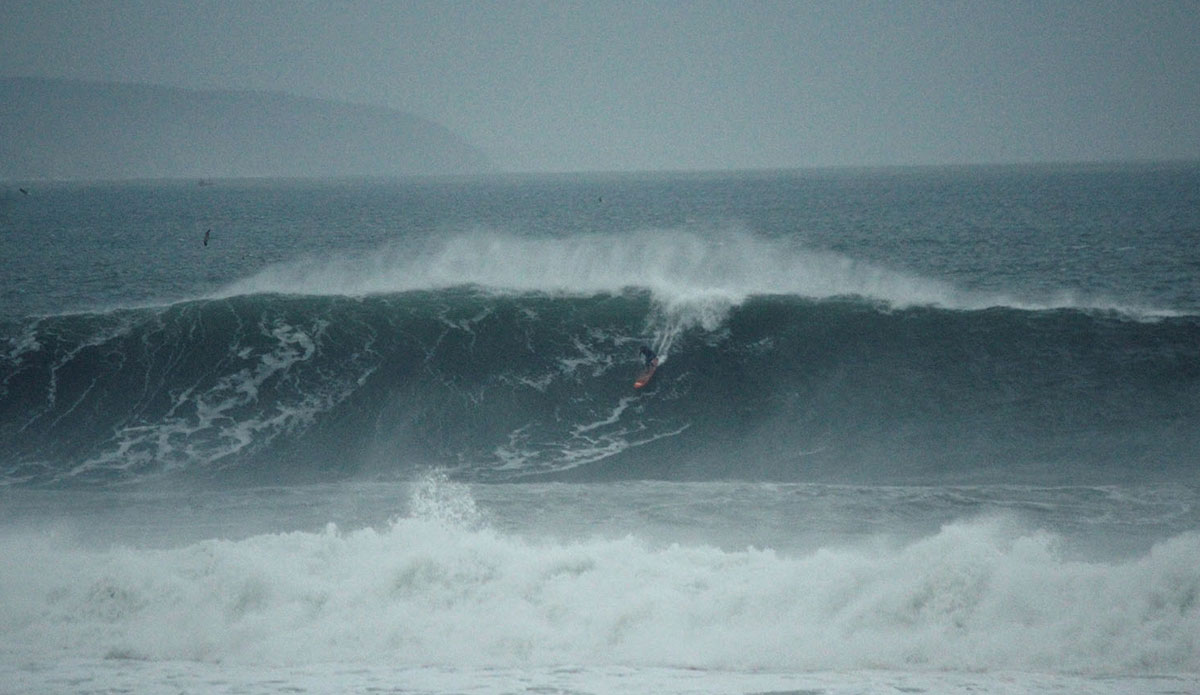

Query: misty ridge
(0, 77), (491, 180)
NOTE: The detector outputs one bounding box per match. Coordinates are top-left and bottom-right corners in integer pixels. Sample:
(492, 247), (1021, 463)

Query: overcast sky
(3, 0), (1198, 172)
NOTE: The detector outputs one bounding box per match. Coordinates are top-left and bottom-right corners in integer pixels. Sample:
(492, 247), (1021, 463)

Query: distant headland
(0, 77), (491, 180)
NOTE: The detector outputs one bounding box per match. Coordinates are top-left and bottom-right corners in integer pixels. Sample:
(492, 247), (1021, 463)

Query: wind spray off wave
(220, 229), (969, 310)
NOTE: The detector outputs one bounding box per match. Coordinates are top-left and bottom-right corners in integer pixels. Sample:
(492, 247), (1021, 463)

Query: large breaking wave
(3, 281), (1198, 487)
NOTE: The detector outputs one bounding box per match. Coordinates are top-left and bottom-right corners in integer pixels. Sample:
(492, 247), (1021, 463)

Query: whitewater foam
(2, 482), (1197, 674)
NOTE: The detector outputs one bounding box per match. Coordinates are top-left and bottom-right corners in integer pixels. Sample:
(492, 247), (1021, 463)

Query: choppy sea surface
(2, 164), (1199, 694)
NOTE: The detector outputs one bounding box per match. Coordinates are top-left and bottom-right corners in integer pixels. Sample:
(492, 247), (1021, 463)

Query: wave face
(3, 287), (1198, 487)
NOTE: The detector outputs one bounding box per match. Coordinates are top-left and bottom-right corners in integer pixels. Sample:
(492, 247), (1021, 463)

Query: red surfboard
(634, 358), (659, 389)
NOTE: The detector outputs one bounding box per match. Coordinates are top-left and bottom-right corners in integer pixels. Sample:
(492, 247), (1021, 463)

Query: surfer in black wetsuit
(639, 345), (657, 367)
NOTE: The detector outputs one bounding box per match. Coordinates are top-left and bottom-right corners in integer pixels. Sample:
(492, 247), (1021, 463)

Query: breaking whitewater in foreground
(2, 475), (1199, 694)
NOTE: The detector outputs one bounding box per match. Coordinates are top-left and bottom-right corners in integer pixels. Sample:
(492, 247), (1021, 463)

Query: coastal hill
(0, 78), (491, 180)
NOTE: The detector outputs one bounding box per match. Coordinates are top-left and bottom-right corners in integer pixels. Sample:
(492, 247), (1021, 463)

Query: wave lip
(215, 229), (971, 307)
(211, 228), (1192, 324)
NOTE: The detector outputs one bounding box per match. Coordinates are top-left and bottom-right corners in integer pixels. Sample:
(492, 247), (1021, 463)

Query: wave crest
(219, 228), (964, 307)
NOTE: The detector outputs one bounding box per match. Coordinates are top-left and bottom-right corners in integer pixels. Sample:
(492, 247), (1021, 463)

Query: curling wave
(2, 287), (1198, 487)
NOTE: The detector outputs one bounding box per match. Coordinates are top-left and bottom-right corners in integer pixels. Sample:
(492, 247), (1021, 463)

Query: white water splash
(1, 515), (1197, 673)
(218, 227), (956, 306)
(211, 227), (1185, 321)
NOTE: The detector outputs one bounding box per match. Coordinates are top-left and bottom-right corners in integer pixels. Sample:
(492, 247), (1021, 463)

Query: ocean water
(1, 164), (1199, 694)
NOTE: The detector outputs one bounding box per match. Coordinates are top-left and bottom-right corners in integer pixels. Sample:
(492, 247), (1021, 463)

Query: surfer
(203, 228), (210, 247)
(634, 345), (659, 389)
(639, 345), (657, 367)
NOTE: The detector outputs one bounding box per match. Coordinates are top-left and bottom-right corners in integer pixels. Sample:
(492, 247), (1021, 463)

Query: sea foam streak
(2, 480), (1197, 673)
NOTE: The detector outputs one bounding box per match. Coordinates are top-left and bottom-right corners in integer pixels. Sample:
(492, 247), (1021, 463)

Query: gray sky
(3, 0), (1199, 172)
